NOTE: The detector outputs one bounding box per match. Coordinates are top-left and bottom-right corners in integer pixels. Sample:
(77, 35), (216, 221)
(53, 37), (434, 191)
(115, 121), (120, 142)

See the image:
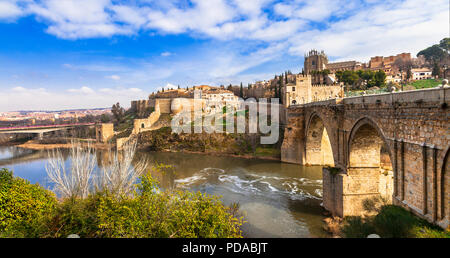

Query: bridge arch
(347, 117), (394, 203)
(305, 112), (335, 166)
(441, 148), (449, 221)
(348, 117), (393, 168)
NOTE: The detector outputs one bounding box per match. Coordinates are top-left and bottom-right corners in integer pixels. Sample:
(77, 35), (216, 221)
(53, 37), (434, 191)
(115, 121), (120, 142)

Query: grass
(254, 146), (280, 157)
(406, 79), (441, 89)
(341, 205), (450, 238)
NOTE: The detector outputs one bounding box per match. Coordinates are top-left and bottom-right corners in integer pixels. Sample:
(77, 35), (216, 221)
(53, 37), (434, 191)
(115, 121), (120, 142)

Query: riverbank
(137, 127), (283, 161)
(13, 139), (114, 151)
(156, 149), (281, 161)
(2, 139), (281, 162)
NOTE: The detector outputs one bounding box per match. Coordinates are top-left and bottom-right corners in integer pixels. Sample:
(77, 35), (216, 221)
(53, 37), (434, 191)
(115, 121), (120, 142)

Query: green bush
(373, 205), (418, 238)
(341, 205), (449, 238)
(1, 169), (244, 238)
(0, 168), (57, 237)
(90, 173), (243, 238)
(341, 216), (375, 238)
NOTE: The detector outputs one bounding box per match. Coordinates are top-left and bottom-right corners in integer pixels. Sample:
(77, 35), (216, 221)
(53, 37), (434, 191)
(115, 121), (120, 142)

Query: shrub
(373, 205), (418, 238)
(341, 205), (449, 238)
(341, 216), (375, 238)
(91, 173), (244, 238)
(0, 168), (57, 237)
(1, 169), (244, 238)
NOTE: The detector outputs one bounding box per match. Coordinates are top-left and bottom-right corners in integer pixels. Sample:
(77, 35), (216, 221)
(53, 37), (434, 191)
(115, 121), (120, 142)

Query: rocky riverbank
(137, 127), (282, 160)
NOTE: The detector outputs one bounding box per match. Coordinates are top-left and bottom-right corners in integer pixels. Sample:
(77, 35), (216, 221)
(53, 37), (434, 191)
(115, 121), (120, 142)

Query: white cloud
(0, 86), (147, 111)
(67, 86), (95, 94)
(156, 83), (179, 92)
(2, 0), (446, 48)
(0, 0), (448, 112)
(287, 0), (449, 62)
(28, 0), (133, 39)
(0, 0), (24, 20)
(105, 75), (120, 80)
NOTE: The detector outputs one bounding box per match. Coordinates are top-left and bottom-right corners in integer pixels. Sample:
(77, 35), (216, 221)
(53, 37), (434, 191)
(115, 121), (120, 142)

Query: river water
(0, 145), (327, 238)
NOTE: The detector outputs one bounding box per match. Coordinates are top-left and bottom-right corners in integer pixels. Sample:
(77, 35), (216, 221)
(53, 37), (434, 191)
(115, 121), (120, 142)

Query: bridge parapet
(342, 87), (448, 105)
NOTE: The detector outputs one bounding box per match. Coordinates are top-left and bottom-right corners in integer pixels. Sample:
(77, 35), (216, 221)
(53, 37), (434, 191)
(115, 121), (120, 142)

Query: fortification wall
(132, 99), (162, 134)
(157, 99), (172, 114)
(310, 85), (343, 101)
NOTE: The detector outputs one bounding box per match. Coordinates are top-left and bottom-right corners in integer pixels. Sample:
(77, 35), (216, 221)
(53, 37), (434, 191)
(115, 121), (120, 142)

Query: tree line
(335, 70), (387, 90)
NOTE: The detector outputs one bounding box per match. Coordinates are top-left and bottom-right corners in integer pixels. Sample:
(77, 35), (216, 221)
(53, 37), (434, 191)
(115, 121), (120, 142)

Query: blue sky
(0, 0), (448, 111)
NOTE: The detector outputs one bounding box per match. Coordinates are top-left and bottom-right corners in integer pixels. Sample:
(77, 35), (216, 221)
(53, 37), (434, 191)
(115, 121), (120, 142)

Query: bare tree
(46, 140), (97, 199)
(46, 138), (147, 199)
(95, 138), (148, 198)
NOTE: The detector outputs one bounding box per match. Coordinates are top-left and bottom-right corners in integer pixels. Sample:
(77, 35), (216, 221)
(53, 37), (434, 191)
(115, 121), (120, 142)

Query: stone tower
(304, 50), (328, 74)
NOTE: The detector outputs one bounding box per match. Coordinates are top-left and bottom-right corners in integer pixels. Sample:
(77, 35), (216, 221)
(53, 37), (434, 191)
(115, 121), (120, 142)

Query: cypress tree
(279, 75), (283, 104)
(240, 82), (244, 98)
(432, 62), (440, 77)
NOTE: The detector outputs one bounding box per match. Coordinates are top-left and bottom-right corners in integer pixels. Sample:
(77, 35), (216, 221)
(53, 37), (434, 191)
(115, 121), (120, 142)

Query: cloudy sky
(0, 0), (448, 111)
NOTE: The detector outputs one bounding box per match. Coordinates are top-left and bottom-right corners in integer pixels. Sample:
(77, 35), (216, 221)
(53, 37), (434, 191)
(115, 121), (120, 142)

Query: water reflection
(0, 146), (327, 238)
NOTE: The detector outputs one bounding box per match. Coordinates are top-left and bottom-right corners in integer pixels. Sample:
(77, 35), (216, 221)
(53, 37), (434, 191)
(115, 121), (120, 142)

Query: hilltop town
(85, 39), (446, 150)
(130, 41), (448, 121)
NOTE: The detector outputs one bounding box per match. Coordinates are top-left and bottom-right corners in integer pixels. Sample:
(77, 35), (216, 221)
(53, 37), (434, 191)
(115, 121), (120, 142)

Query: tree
(406, 68), (412, 81)
(394, 58), (413, 75)
(100, 114), (111, 123)
(111, 102), (125, 123)
(417, 44), (447, 63)
(279, 75), (283, 103)
(373, 70), (387, 87)
(274, 81), (278, 98)
(432, 62), (440, 77)
(439, 37), (450, 51)
(336, 70), (359, 87)
(239, 82), (244, 98)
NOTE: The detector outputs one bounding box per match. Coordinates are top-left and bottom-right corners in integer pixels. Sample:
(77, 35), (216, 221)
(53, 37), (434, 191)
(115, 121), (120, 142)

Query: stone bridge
(281, 87), (449, 228)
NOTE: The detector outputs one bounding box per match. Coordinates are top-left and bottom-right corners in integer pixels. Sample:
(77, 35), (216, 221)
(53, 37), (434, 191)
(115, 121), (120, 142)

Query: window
(292, 100), (297, 105)
(141, 123), (145, 128)
(292, 87), (296, 91)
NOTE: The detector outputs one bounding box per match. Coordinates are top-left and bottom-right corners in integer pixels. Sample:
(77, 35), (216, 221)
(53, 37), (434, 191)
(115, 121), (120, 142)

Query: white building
(411, 68), (433, 81)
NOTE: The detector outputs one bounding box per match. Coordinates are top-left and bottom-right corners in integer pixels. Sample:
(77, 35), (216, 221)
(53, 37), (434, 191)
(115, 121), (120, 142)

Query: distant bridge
(0, 123), (96, 139)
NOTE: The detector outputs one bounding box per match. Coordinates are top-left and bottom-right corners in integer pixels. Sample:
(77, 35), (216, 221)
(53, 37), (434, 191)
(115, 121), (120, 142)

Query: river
(0, 145), (327, 238)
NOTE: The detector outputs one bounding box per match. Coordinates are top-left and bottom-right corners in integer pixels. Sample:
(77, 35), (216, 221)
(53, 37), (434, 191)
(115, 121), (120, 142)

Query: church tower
(304, 50), (328, 74)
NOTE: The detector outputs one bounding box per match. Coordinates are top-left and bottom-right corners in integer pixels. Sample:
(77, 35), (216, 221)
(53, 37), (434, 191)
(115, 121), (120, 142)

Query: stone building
(369, 53), (411, 75)
(304, 49), (364, 74)
(95, 123), (114, 143)
(283, 74), (343, 107)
